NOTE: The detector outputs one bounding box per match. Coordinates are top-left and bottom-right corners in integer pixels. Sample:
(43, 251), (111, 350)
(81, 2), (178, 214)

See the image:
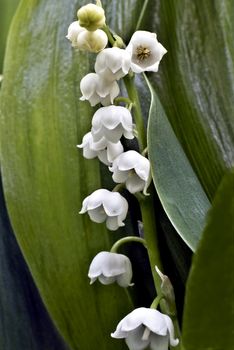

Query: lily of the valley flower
(66, 21), (107, 52)
(76, 29), (108, 52)
(66, 21), (85, 48)
(126, 31), (167, 73)
(79, 189), (128, 230)
(91, 106), (134, 143)
(109, 150), (151, 194)
(80, 73), (119, 106)
(111, 307), (179, 350)
(88, 251), (133, 287)
(77, 131), (123, 165)
(95, 47), (131, 81)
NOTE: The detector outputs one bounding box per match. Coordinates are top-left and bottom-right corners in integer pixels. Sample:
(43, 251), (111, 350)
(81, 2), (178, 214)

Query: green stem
(110, 236), (147, 253)
(114, 96), (132, 105)
(140, 193), (182, 349)
(102, 25), (115, 46)
(123, 75), (147, 152)
(139, 191), (163, 288)
(150, 294), (165, 309)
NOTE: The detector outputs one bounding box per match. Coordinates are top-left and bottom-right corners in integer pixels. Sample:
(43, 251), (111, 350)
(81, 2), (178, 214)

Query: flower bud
(77, 29), (107, 53)
(77, 3), (106, 31)
(66, 21), (85, 48)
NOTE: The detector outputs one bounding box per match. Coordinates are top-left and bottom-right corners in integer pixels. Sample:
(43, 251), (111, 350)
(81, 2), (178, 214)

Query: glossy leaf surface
(0, 176), (69, 350)
(148, 0), (234, 199)
(182, 170), (234, 349)
(147, 80), (210, 251)
(0, 0), (142, 349)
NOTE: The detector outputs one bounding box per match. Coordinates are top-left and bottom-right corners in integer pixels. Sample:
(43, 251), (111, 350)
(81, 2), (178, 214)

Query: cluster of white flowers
(67, 3), (178, 350)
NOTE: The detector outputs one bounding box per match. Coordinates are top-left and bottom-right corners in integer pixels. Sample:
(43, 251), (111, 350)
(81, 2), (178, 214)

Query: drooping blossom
(79, 189), (128, 231)
(88, 251), (133, 287)
(80, 73), (119, 106)
(109, 150), (151, 194)
(95, 47), (131, 81)
(111, 307), (179, 350)
(77, 131), (123, 165)
(91, 105), (134, 143)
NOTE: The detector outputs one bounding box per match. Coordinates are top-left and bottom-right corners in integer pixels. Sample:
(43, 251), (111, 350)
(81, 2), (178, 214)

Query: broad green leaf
(0, 0), (19, 71)
(148, 0), (234, 199)
(0, 1), (139, 349)
(0, 175), (69, 350)
(103, 0), (150, 41)
(147, 80), (210, 251)
(182, 170), (234, 349)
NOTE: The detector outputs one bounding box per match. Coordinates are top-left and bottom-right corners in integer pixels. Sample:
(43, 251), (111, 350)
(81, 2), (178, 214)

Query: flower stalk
(110, 236), (147, 253)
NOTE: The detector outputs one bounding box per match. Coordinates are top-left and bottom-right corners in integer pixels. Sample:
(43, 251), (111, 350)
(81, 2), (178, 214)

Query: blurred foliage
(0, 0), (19, 70)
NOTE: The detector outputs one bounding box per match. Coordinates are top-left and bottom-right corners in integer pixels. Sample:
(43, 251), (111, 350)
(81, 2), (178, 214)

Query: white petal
(111, 169), (129, 183)
(126, 326), (150, 350)
(97, 150), (111, 165)
(88, 207), (107, 223)
(134, 157), (150, 181)
(125, 174), (145, 193)
(77, 29), (107, 53)
(102, 192), (128, 217)
(106, 141), (123, 162)
(98, 275), (116, 285)
(116, 308), (151, 332)
(79, 195), (90, 214)
(80, 73), (98, 99)
(83, 189), (109, 211)
(149, 333), (169, 350)
(106, 216), (120, 231)
(126, 30), (167, 73)
(163, 315), (179, 347)
(66, 21), (85, 46)
(116, 258), (133, 287)
(113, 151), (141, 171)
(109, 81), (120, 103)
(82, 147), (98, 159)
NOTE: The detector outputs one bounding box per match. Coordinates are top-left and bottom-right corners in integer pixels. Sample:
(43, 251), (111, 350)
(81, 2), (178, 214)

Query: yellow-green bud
(77, 4), (105, 31)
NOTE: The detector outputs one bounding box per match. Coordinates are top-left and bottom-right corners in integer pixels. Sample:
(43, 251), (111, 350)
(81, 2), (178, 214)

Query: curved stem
(102, 25), (115, 46)
(110, 236), (147, 253)
(150, 294), (165, 309)
(114, 96), (133, 105)
(123, 75), (147, 152)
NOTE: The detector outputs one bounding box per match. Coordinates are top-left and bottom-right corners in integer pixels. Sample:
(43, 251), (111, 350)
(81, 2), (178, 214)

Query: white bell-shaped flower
(66, 21), (85, 48)
(88, 251), (133, 287)
(126, 31), (167, 73)
(80, 73), (120, 106)
(77, 131), (123, 165)
(95, 47), (131, 81)
(79, 189), (128, 230)
(111, 307), (179, 350)
(91, 106), (134, 143)
(109, 150), (151, 194)
(76, 29), (108, 52)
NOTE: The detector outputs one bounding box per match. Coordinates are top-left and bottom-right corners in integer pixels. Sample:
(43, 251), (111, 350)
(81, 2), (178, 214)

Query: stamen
(136, 45), (151, 61)
(142, 327), (151, 341)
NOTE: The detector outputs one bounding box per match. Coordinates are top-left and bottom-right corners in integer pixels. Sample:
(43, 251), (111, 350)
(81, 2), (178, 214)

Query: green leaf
(0, 174), (69, 350)
(148, 0), (234, 199)
(0, 1), (136, 349)
(103, 0), (150, 41)
(0, 0), (19, 71)
(182, 170), (234, 349)
(147, 80), (210, 251)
